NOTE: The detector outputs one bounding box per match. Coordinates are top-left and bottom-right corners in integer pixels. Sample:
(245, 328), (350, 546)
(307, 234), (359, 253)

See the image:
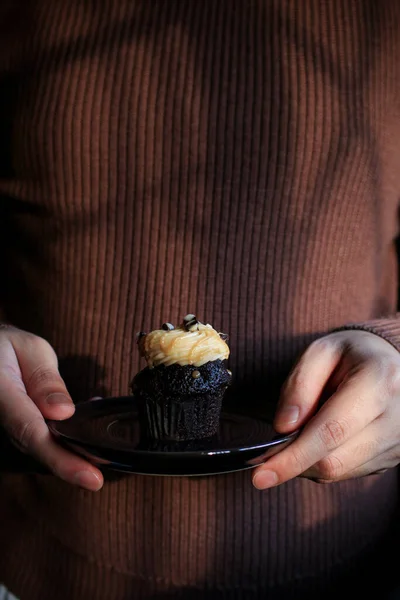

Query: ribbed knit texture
(0, 1), (400, 599)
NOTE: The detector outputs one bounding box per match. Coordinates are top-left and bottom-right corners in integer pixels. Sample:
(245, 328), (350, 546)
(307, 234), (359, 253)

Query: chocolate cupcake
(131, 314), (232, 441)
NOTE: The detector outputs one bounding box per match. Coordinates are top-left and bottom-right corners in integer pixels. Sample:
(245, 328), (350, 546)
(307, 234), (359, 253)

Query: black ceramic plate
(48, 396), (299, 477)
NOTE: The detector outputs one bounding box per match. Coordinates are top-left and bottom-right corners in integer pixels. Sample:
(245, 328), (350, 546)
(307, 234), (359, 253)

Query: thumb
(10, 331), (75, 421)
(274, 336), (342, 433)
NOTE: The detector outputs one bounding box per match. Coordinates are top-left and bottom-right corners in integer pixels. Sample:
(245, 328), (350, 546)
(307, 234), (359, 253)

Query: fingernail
(46, 393), (73, 406)
(74, 471), (102, 491)
(253, 470), (279, 490)
(276, 405), (299, 425)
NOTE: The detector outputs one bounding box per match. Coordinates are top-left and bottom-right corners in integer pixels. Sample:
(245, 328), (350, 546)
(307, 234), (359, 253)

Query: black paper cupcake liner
(138, 390), (226, 441)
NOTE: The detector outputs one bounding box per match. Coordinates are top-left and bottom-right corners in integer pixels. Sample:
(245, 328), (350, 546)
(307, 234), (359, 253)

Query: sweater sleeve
(334, 315), (400, 354)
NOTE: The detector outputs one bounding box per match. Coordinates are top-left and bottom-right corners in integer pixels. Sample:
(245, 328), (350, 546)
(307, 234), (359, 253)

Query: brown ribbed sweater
(0, 1), (400, 599)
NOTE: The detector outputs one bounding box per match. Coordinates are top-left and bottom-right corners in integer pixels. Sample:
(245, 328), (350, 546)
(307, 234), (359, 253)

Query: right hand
(0, 325), (103, 491)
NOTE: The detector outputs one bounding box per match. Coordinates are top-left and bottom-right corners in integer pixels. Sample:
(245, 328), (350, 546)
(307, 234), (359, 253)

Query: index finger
(252, 368), (387, 489)
(0, 376), (103, 491)
(9, 332), (75, 420)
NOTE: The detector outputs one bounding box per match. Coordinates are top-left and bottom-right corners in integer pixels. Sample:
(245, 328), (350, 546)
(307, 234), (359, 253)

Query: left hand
(252, 330), (400, 489)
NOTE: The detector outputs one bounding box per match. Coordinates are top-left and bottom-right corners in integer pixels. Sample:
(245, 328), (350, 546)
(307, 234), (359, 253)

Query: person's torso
(0, 1), (399, 597)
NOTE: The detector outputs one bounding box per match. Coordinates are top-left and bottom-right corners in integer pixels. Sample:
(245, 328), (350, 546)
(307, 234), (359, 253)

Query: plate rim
(47, 395), (299, 458)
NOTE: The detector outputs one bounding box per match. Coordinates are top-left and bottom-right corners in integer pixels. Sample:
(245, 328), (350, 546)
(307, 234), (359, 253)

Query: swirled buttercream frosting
(137, 315), (230, 368)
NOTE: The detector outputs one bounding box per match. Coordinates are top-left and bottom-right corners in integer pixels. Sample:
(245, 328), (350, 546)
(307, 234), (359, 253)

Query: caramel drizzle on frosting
(138, 316), (229, 368)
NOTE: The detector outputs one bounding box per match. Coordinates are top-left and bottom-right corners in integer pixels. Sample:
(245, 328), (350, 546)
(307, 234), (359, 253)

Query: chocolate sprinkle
(136, 331), (146, 341)
(183, 314), (199, 331)
(162, 322), (175, 331)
